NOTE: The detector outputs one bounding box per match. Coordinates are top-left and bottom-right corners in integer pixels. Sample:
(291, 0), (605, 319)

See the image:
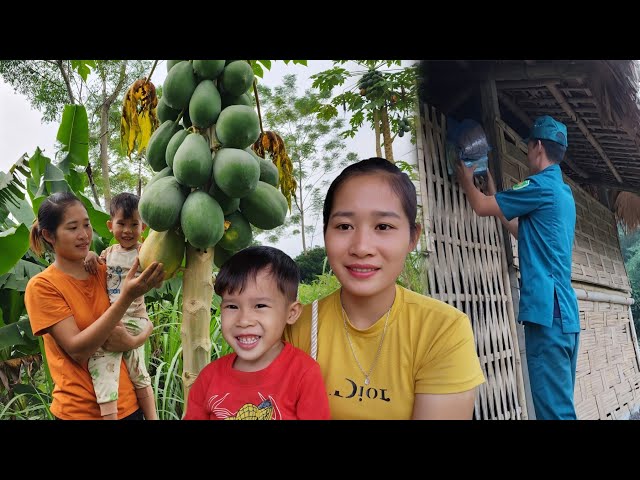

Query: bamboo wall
(497, 124), (640, 420)
(416, 104), (526, 420)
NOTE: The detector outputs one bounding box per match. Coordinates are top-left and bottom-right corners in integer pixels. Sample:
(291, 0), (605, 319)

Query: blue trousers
(524, 316), (580, 420)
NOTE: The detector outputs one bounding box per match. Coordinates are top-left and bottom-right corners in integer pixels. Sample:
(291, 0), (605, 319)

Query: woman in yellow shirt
(285, 157), (485, 419)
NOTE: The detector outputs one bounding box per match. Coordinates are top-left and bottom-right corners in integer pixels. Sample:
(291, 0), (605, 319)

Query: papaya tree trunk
(181, 245), (214, 409)
(380, 106), (394, 162)
(373, 108), (382, 158)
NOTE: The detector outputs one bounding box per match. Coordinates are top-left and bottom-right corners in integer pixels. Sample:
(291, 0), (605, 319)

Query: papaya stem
(143, 60), (159, 85)
(253, 79), (264, 135)
(174, 108), (185, 126)
(247, 61), (265, 135)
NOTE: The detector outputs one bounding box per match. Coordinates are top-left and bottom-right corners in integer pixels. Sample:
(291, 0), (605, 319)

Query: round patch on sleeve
(512, 180), (530, 191)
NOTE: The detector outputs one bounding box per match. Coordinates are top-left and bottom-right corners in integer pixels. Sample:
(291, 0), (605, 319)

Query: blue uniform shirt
(495, 164), (580, 333)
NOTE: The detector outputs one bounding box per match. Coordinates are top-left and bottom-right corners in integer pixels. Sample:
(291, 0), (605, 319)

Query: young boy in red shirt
(184, 246), (330, 420)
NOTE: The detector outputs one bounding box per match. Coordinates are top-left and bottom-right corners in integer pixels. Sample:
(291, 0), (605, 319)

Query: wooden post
(480, 67), (529, 420)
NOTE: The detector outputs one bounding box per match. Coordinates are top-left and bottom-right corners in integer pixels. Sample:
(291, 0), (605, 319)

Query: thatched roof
(419, 60), (640, 228)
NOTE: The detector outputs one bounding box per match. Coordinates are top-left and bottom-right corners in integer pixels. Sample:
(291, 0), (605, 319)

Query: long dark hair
(323, 157), (419, 238)
(29, 192), (83, 257)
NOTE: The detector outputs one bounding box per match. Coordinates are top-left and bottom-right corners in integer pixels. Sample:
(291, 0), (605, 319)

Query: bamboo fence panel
(417, 103), (525, 420)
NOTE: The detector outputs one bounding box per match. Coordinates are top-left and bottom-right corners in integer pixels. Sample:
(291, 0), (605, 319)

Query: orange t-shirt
(25, 263), (139, 420)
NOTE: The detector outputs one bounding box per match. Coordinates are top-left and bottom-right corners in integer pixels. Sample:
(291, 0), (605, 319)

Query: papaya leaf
(0, 224), (29, 275)
(257, 60), (271, 71)
(57, 105), (89, 168)
(310, 67), (349, 92)
(252, 62), (264, 79)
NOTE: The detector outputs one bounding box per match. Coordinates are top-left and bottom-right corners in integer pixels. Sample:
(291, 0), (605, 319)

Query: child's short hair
(214, 246), (300, 302)
(110, 192), (139, 219)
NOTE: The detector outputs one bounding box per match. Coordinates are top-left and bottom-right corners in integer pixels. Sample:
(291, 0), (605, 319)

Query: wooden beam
(573, 179), (640, 195)
(493, 63), (589, 82)
(562, 157), (591, 179)
(496, 94), (591, 179)
(497, 91), (532, 127)
(497, 79), (564, 90)
(546, 82), (623, 183)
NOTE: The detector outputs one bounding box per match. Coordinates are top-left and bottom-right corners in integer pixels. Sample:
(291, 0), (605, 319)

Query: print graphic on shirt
(332, 377), (391, 403)
(207, 392), (282, 420)
(512, 179), (530, 191)
(106, 265), (124, 296)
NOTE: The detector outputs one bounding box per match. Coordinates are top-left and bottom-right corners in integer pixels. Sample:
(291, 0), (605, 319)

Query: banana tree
(0, 105), (112, 399)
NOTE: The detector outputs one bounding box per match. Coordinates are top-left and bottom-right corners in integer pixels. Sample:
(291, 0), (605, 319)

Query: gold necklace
(341, 306), (391, 386)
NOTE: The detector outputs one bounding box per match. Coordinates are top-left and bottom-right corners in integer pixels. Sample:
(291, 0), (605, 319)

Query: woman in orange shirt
(24, 192), (165, 420)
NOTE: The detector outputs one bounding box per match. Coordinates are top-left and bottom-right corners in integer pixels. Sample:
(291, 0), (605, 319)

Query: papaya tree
(255, 74), (357, 252)
(135, 60), (303, 407)
(310, 60), (418, 162)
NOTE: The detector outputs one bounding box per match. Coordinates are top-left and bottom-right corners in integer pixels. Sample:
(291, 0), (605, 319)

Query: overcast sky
(0, 60), (418, 257)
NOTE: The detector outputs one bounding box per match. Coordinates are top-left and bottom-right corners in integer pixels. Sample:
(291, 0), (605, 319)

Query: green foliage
(0, 59), (156, 202)
(298, 271), (341, 305)
(628, 251), (640, 333)
(250, 60), (307, 79)
(396, 250), (429, 295)
(294, 246), (327, 284)
(618, 227), (640, 334)
(57, 105), (89, 169)
(619, 226), (640, 262)
(310, 60), (418, 141)
(0, 60), (71, 122)
(256, 74), (357, 250)
(0, 225), (29, 275)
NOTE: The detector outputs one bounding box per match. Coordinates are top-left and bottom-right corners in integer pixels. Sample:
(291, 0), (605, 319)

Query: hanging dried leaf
(252, 131), (296, 211)
(120, 78), (159, 157)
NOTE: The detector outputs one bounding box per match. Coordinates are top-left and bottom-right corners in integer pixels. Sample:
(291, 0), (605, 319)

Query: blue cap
(524, 115), (568, 147)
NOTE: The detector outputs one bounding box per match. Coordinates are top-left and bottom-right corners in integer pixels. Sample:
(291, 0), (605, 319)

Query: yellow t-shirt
(284, 285), (485, 420)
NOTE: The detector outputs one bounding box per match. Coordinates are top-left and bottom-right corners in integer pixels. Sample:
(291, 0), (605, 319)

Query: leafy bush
(294, 247), (328, 284)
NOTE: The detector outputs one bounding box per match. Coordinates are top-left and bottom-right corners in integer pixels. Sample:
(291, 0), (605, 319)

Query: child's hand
(83, 251), (104, 275)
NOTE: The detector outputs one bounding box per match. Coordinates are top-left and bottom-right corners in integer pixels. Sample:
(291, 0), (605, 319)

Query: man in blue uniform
(456, 115), (580, 420)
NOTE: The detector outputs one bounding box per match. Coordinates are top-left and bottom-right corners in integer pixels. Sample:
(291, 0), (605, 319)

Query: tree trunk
(100, 82), (112, 208)
(98, 61), (128, 207)
(373, 108), (382, 158)
(181, 245), (214, 411)
(380, 106), (394, 162)
(298, 168), (306, 253)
